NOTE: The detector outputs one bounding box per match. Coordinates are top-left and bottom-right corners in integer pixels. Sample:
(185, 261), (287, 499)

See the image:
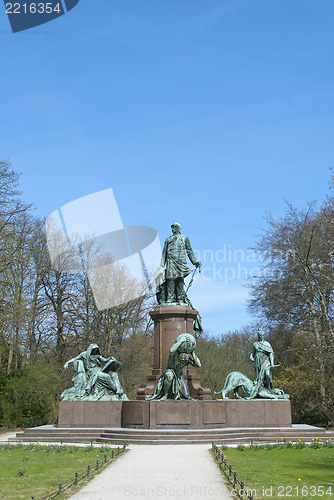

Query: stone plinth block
(123, 400), (222, 429)
(137, 305), (212, 400)
(58, 401), (122, 428)
(225, 399), (292, 428)
(122, 399), (291, 429)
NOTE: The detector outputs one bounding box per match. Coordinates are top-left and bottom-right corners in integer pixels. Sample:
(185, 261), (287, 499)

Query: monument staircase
(12, 424), (333, 446)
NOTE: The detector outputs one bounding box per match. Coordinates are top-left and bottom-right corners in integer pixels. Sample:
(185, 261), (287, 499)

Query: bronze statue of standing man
(159, 222), (201, 304)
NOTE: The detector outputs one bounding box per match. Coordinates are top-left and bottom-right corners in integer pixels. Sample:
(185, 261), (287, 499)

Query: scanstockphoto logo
(45, 188), (162, 311)
(3, 0), (80, 33)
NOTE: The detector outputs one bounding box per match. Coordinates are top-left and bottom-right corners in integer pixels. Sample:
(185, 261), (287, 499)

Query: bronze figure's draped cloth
(249, 333), (274, 398)
(148, 333), (201, 400)
(162, 234), (198, 279)
(60, 343), (128, 401)
(252, 339), (274, 379)
(157, 222), (201, 306)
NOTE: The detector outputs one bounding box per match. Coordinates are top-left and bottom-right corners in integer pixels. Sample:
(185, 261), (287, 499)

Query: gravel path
(69, 444), (232, 500)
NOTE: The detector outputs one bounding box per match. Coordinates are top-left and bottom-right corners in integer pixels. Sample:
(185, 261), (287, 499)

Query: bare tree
(0, 160), (31, 274)
(0, 161), (33, 373)
(248, 200), (334, 421)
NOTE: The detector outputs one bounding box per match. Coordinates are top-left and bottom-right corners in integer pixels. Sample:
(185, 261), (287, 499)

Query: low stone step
(10, 424), (333, 445)
(97, 432), (332, 444)
(18, 427), (104, 434)
(98, 433), (247, 441)
(99, 429), (329, 440)
(16, 431), (102, 436)
(12, 437), (100, 443)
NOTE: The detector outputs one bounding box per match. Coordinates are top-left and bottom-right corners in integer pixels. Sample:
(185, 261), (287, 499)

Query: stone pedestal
(58, 401), (122, 428)
(137, 305), (211, 400)
(58, 399), (291, 429)
(122, 399), (292, 429)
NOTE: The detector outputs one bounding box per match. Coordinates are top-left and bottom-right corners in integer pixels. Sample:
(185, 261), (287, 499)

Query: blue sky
(1, 0), (333, 335)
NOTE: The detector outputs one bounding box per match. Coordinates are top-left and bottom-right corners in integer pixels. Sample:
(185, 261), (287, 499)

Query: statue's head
(257, 328), (264, 340)
(179, 352), (189, 364)
(176, 333), (196, 353)
(88, 343), (100, 356)
(171, 222), (181, 234)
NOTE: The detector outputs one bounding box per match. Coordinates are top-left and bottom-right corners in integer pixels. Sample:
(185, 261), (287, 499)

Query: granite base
(58, 401), (123, 428)
(58, 399), (291, 429)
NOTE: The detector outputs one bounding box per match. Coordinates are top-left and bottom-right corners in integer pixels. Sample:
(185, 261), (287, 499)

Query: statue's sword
(184, 264), (201, 295)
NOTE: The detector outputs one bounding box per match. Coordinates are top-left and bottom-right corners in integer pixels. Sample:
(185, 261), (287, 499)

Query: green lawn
(0, 443), (122, 499)
(215, 443), (334, 499)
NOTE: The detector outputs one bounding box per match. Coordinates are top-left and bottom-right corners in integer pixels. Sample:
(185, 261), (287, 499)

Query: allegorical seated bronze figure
(60, 343), (128, 401)
(149, 333), (201, 401)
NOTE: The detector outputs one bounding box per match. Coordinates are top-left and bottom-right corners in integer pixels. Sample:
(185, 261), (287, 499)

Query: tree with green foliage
(0, 363), (60, 427)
